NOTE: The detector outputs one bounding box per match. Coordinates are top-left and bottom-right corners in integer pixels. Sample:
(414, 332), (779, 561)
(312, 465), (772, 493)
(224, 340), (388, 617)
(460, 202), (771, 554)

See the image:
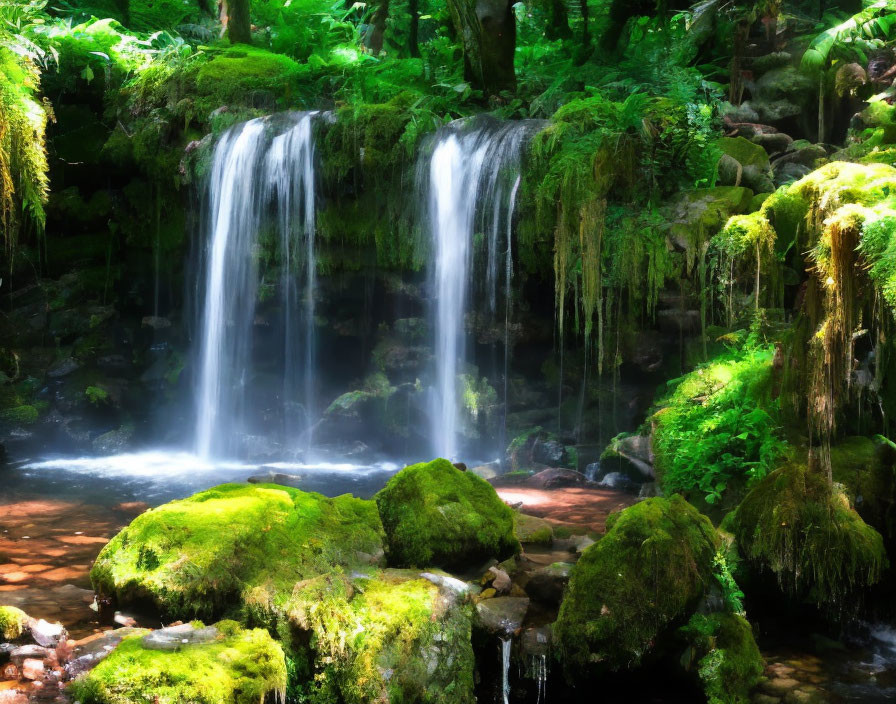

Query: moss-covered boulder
(375, 459), (519, 569)
(679, 612), (764, 704)
(733, 462), (887, 607)
(68, 620), (286, 704)
(831, 435), (896, 543)
(291, 569), (474, 704)
(0, 605), (29, 640)
(553, 496), (720, 675)
(91, 483), (385, 620)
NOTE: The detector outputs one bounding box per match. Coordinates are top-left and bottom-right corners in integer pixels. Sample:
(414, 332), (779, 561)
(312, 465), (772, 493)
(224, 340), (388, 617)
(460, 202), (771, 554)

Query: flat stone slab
(475, 597), (530, 636)
(142, 624), (219, 651)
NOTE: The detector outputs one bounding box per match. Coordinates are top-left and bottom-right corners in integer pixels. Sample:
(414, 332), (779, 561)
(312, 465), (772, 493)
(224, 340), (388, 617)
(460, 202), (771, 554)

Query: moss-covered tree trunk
(224, 0), (251, 44)
(446, 0), (516, 94)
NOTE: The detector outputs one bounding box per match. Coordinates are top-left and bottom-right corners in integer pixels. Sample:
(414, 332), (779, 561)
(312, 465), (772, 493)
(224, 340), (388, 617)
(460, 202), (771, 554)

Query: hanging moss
(375, 458), (520, 569)
(553, 496), (721, 675)
(733, 461), (887, 608)
(0, 45), (50, 261)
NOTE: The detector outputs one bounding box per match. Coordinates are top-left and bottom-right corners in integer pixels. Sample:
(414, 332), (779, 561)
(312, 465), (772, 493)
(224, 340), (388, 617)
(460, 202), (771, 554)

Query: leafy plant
(651, 343), (784, 504)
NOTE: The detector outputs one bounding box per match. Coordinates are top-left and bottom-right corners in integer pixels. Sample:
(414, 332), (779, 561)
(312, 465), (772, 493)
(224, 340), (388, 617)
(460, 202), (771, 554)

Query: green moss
(651, 345), (783, 505)
(68, 622), (286, 704)
(733, 462), (887, 607)
(513, 512), (554, 546)
(0, 605), (29, 640)
(195, 46), (306, 110)
(291, 570), (474, 704)
(553, 496), (721, 675)
(90, 483), (385, 620)
(717, 137), (770, 169)
(0, 404), (39, 424)
(679, 613), (764, 704)
(375, 459), (520, 569)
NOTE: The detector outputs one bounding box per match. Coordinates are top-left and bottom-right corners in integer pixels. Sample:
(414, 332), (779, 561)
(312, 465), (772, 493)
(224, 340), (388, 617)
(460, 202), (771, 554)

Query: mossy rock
(666, 186), (755, 264)
(91, 483), (385, 620)
(195, 47), (306, 113)
(513, 512), (553, 546)
(830, 436), (896, 543)
(290, 569), (474, 704)
(0, 605), (29, 640)
(68, 620), (286, 704)
(375, 459), (520, 570)
(718, 137), (771, 170)
(553, 496), (720, 675)
(679, 612), (764, 704)
(733, 462), (888, 607)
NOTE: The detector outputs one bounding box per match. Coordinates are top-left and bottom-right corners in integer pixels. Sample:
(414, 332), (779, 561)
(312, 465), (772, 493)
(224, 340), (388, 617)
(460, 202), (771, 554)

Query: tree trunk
(409, 0), (421, 57)
(446, 0), (516, 94)
(544, 0), (571, 41)
(224, 0), (251, 45)
(368, 0), (390, 55)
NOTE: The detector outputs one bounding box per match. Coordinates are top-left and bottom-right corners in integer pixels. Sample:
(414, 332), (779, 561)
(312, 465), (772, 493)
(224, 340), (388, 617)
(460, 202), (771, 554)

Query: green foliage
(68, 622), (287, 704)
(519, 82), (722, 368)
(734, 461), (888, 607)
(801, 1), (896, 73)
(0, 38), (50, 261)
(651, 344), (784, 504)
(85, 384), (109, 404)
(554, 496), (722, 675)
(374, 458), (520, 569)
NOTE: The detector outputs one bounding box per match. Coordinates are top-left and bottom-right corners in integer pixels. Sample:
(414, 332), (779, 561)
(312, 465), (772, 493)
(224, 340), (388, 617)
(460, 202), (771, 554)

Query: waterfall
(500, 637), (512, 704)
(194, 112), (317, 460)
(423, 118), (541, 461)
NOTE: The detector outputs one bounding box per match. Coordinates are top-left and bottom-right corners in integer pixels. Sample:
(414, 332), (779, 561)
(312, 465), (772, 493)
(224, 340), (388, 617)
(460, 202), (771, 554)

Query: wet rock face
(474, 597), (530, 637)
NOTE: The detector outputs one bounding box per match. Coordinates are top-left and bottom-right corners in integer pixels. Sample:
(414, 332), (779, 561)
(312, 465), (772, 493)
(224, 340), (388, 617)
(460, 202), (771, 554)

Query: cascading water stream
(194, 112), (317, 460)
(423, 118), (541, 461)
(500, 637), (512, 704)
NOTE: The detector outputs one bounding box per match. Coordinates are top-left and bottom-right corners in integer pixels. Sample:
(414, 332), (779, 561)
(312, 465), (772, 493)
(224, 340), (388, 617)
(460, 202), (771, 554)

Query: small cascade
(500, 637), (512, 704)
(422, 117), (541, 461)
(530, 652), (548, 704)
(194, 112), (317, 460)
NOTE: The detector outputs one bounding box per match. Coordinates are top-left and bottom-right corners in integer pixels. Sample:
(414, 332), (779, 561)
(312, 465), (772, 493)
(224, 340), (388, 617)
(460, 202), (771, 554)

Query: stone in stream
(246, 470), (303, 487)
(142, 623), (219, 651)
(9, 645), (50, 667)
(526, 468), (585, 489)
(474, 597), (530, 637)
(20, 658), (43, 680)
(28, 619), (65, 648)
(64, 627), (146, 679)
(524, 562), (572, 606)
